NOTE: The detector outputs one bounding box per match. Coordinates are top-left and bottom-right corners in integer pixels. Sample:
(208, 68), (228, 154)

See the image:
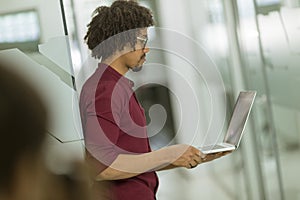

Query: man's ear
(121, 42), (136, 54)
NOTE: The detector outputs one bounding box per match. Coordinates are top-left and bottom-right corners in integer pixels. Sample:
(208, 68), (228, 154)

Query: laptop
(199, 91), (256, 154)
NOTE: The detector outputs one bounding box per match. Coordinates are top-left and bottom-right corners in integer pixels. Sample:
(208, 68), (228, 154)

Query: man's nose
(143, 47), (150, 53)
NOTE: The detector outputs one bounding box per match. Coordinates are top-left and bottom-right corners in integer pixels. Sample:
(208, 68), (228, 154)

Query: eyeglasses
(137, 36), (148, 49)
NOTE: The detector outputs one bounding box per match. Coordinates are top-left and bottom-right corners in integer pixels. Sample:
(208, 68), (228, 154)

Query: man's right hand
(167, 144), (232, 169)
(167, 144), (205, 169)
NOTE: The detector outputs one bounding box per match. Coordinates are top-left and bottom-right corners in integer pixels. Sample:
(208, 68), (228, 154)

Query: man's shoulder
(81, 70), (117, 91)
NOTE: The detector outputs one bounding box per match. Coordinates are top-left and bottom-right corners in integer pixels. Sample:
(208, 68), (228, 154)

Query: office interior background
(0, 0), (300, 199)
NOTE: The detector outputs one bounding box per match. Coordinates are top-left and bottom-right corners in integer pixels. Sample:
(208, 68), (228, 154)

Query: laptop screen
(224, 91), (256, 146)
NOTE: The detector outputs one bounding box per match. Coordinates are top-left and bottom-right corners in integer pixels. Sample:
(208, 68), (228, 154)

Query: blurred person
(0, 60), (48, 200)
(0, 60), (91, 200)
(43, 161), (92, 200)
(80, 1), (232, 200)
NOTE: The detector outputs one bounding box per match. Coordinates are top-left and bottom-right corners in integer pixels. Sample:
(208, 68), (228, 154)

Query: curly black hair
(84, 0), (154, 60)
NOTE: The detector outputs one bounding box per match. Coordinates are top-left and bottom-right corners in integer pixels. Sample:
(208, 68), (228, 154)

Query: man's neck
(110, 60), (129, 75)
(102, 55), (129, 76)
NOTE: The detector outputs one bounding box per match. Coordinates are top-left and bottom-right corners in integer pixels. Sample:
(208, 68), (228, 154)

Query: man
(80, 1), (230, 199)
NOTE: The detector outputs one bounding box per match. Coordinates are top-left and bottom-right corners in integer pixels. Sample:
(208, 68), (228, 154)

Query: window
(0, 10), (40, 52)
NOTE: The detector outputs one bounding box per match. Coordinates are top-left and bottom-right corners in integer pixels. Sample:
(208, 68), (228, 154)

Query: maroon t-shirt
(79, 63), (158, 200)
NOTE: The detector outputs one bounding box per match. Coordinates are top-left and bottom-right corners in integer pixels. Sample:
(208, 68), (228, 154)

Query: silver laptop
(199, 91), (256, 154)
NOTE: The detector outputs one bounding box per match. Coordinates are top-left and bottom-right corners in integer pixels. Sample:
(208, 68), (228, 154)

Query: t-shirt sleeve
(83, 81), (125, 175)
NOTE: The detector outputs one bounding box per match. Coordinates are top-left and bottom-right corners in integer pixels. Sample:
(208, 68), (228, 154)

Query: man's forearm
(95, 147), (173, 181)
(95, 144), (205, 181)
(157, 164), (178, 171)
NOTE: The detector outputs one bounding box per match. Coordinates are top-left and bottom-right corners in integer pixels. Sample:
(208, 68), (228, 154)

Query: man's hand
(168, 144), (204, 169)
(200, 151), (232, 164)
(168, 145), (232, 169)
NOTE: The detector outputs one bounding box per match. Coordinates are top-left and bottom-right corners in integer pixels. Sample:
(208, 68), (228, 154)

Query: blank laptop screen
(224, 91), (256, 146)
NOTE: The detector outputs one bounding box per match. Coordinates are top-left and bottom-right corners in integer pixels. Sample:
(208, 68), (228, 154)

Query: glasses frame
(136, 36), (148, 49)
